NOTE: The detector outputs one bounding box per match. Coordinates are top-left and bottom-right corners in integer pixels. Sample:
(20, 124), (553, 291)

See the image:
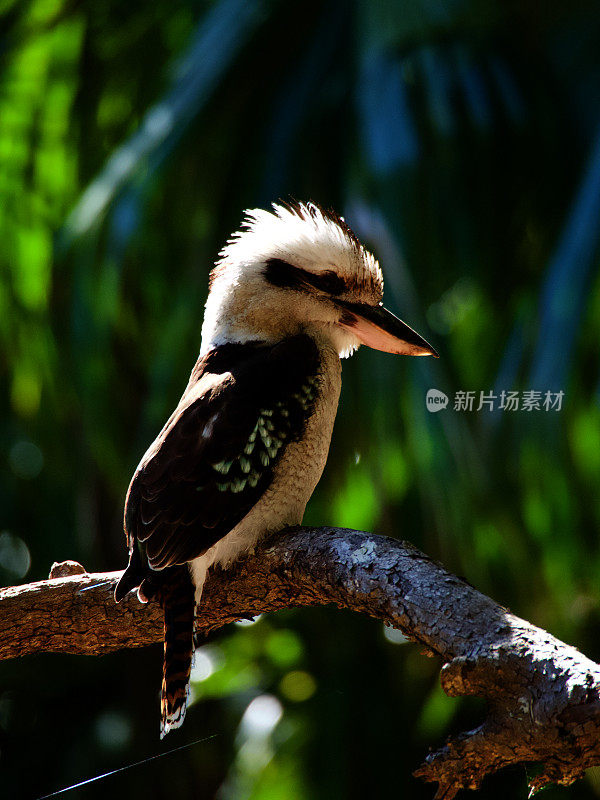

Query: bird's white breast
(189, 342), (342, 604)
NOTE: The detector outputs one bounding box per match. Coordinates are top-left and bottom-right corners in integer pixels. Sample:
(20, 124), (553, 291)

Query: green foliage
(1, 0), (600, 798)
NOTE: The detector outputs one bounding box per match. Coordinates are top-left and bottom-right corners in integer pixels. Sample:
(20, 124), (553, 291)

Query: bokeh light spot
(94, 711), (133, 750)
(240, 694), (282, 738)
(191, 644), (224, 682)
(383, 624), (409, 645)
(235, 614), (262, 627)
(9, 441), (44, 480)
(279, 670), (316, 702)
(265, 629), (303, 668)
(11, 369), (41, 417)
(0, 532), (31, 580)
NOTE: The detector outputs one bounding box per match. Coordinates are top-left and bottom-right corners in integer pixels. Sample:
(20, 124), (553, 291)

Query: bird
(115, 201), (438, 737)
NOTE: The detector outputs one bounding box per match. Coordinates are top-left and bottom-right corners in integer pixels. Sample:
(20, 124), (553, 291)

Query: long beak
(337, 301), (439, 357)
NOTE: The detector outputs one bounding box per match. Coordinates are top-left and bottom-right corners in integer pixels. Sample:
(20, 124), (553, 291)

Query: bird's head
(201, 202), (438, 359)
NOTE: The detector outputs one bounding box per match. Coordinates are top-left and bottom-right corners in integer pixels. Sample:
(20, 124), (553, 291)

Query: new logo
(426, 389), (448, 412)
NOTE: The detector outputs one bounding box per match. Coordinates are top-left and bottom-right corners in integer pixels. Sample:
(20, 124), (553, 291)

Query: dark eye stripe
(264, 258), (346, 296)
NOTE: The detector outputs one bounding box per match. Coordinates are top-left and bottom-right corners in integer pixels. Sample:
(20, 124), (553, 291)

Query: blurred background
(1, 0), (600, 797)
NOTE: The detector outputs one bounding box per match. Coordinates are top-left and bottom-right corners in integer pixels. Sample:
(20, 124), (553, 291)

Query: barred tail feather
(158, 567), (196, 739)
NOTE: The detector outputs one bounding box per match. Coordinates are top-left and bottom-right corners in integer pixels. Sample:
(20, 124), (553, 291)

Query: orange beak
(337, 301), (438, 357)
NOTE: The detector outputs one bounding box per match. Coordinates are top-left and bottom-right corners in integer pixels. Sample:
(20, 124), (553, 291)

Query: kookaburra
(115, 202), (437, 737)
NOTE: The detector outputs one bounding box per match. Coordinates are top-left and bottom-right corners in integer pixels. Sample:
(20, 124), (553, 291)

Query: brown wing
(115, 335), (321, 598)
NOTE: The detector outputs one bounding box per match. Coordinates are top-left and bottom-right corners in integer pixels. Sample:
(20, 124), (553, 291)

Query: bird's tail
(157, 566), (196, 739)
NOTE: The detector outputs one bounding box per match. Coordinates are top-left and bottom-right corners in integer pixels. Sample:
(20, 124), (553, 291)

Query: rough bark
(1, 526), (598, 797)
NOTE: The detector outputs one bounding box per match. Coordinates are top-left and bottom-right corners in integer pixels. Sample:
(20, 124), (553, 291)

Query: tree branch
(1, 526), (598, 797)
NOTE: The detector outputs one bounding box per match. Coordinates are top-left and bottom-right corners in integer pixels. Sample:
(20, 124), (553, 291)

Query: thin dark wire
(36, 734), (218, 799)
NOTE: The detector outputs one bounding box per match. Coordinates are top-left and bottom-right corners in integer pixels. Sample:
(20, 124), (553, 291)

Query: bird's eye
(263, 259), (303, 289)
(313, 270), (346, 296)
(264, 259), (346, 296)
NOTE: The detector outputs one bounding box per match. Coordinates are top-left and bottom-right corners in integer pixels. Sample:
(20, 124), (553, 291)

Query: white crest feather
(201, 202), (382, 356)
(215, 202), (383, 297)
